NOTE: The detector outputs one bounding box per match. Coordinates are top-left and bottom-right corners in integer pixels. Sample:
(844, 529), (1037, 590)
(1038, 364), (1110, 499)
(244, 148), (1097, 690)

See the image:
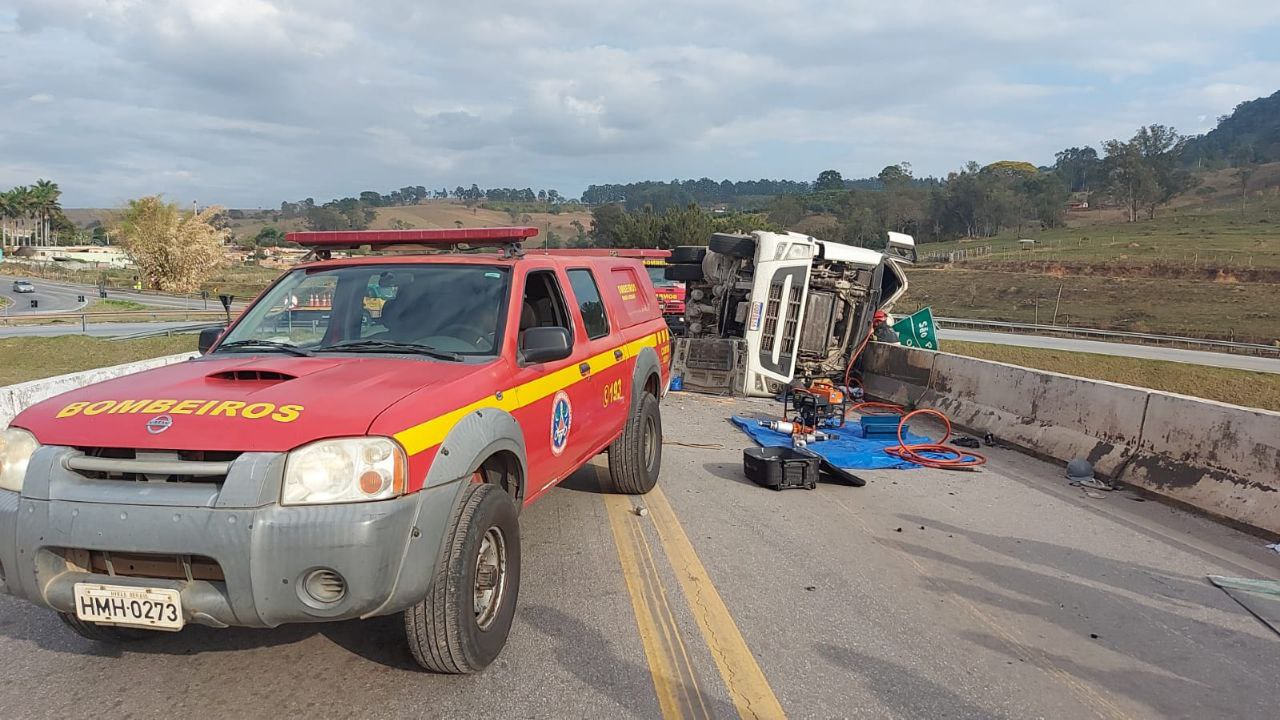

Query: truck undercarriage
(669, 231), (911, 397)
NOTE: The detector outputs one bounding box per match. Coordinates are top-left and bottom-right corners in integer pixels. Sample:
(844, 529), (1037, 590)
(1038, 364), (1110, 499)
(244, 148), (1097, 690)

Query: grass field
(86, 299), (148, 313)
(901, 267), (1280, 343)
(0, 336), (192, 386)
(920, 191), (1280, 270)
(942, 340), (1280, 411)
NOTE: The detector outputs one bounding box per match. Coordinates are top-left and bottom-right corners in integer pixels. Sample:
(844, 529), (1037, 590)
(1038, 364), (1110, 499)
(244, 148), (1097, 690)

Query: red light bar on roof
(285, 226), (539, 247)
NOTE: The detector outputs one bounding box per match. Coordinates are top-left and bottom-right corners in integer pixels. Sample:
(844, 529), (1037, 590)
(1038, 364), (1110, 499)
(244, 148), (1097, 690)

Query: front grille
(59, 548), (225, 582)
(68, 448), (240, 484)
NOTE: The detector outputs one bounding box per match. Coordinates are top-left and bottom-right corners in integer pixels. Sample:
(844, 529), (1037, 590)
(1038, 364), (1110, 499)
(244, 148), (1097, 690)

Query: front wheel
(404, 482), (521, 673)
(607, 392), (663, 494)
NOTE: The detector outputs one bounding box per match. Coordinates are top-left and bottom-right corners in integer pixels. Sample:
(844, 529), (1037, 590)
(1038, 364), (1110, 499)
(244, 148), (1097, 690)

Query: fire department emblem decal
(550, 391), (572, 456)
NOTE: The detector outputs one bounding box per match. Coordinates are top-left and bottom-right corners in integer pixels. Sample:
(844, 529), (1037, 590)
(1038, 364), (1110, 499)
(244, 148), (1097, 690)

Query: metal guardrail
(0, 310), (228, 332)
(935, 316), (1280, 357)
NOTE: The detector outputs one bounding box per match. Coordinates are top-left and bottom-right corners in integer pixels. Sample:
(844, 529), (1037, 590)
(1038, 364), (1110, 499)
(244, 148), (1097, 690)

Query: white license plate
(73, 583), (184, 631)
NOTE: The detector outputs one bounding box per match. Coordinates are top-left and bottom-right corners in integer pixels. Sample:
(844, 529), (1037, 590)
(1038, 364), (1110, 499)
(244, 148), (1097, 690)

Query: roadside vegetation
(0, 336), (192, 386)
(942, 340), (1280, 411)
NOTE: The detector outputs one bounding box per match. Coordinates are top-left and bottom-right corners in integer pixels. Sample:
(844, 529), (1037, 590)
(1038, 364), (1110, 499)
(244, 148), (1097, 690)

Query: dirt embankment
(951, 260), (1280, 284)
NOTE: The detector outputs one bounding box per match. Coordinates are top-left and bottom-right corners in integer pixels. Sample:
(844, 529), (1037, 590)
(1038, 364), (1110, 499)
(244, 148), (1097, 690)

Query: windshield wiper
(215, 339), (314, 357)
(315, 339), (463, 361)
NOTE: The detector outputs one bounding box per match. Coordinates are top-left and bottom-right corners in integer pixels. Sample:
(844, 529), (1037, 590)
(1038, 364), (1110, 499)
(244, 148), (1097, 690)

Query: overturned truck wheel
(708, 232), (756, 258)
(663, 263), (704, 282)
(670, 245), (707, 264)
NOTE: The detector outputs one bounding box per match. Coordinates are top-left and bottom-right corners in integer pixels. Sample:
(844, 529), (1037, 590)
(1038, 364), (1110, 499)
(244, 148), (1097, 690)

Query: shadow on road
(881, 515), (1280, 719)
(522, 603), (738, 719)
(816, 642), (1009, 719)
(0, 598), (419, 671)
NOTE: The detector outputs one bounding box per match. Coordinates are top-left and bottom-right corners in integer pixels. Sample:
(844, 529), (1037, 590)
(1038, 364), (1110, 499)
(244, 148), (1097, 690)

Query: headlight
(0, 427), (40, 493)
(282, 436), (407, 506)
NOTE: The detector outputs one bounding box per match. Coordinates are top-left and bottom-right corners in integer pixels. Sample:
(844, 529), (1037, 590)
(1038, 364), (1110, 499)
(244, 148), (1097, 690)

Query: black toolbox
(743, 446), (819, 490)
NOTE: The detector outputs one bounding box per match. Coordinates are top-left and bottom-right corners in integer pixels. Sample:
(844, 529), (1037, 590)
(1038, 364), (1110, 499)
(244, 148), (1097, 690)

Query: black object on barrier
(218, 294), (234, 323)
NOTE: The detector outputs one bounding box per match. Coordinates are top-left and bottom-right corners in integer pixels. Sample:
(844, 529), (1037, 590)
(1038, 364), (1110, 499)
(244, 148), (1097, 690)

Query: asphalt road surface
(940, 327), (1280, 375)
(0, 273), (220, 315)
(1, 394), (1276, 719)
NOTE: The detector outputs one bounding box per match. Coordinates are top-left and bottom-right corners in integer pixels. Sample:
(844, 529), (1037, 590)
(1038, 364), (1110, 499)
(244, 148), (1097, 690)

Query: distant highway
(940, 328), (1280, 375)
(0, 273), (220, 315)
(0, 321), (213, 340)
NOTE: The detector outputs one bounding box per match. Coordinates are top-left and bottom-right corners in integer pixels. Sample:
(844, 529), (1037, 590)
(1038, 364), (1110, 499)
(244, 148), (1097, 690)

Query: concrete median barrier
(1127, 393), (1280, 534)
(861, 343), (1280, 535)
(0, 353), (195, 427)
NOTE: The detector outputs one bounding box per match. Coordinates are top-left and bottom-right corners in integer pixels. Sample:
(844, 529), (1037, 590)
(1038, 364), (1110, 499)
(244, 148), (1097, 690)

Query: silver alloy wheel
(473, 526), (507, 631)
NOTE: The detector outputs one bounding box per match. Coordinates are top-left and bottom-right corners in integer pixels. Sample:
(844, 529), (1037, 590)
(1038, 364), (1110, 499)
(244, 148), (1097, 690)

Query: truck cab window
(520, 271), (571, 332)
(567, 269), (610, 340)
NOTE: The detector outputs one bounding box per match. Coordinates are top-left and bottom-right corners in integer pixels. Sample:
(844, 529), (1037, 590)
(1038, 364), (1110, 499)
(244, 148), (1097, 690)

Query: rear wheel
(404, 482), (521, 673)
(59, 613), (153, 643)
(708, 233), (756, 258)
(670, 245), (707, 264)
(663, 263), (704, 282)
(607, 392), (663, 494)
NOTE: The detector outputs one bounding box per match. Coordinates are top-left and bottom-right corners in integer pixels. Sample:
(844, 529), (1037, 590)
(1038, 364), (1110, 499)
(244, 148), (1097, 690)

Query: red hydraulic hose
(884, 408), (987, 470)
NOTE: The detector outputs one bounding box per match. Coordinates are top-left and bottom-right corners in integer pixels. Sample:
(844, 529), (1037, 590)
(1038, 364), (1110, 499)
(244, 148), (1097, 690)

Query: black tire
(59, 613), (153, 643)
(664, 263), (703, 282)
(606, 392), (663, 494)
(708, 233), (756, 258)
(404, 482), (521, 674)
(670, 245), (707, 264)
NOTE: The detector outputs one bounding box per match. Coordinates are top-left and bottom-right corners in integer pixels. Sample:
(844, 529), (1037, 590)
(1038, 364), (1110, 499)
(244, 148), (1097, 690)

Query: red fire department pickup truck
(0, 228), (670, 673)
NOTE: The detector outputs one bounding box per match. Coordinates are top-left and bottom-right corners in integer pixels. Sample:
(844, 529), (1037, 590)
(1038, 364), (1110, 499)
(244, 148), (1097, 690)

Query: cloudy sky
(2, 1), (1278, 208)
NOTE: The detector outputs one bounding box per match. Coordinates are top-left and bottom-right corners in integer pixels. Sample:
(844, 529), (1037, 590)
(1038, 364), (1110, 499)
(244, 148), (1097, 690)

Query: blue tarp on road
(730, 415), (929, 470)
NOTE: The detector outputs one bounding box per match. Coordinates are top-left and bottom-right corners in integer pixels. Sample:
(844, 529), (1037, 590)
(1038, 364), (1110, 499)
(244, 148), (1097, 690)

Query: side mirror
(519, 326), (572, 364)
(198, 326), (225, 355)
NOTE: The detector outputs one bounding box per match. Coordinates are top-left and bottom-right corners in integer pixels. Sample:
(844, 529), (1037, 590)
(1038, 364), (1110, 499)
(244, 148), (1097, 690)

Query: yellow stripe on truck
(393, 328), (666, 456)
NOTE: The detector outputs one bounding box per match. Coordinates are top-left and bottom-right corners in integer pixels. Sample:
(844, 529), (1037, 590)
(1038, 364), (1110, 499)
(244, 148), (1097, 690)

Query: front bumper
(0, 447), (464, 628)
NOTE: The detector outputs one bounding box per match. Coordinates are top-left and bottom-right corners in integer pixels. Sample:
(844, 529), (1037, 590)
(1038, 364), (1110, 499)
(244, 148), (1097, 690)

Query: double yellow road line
(600, 468), (786, 720)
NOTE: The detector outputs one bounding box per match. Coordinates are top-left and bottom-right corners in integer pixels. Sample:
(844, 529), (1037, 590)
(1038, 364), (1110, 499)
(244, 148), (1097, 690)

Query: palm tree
(7, 186), (34, 246)
(30, 179), (61, 246)
(0, 190), (16, 246)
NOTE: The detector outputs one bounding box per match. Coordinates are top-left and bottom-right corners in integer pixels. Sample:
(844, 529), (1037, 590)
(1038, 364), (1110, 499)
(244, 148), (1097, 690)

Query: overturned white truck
(665, 230), (914, 397)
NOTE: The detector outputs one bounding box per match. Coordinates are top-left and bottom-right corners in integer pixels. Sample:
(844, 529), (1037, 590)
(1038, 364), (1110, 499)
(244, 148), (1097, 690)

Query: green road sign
(892, 307), (939, 350)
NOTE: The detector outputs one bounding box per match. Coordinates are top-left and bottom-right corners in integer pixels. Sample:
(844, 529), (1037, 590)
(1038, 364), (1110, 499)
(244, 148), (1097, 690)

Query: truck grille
(761, 281), (802, 356)
(67, 448), (240, 484)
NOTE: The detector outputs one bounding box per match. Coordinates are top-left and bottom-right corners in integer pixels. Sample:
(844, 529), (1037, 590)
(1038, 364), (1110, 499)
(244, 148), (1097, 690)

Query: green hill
(1183, 90), (1280, 167)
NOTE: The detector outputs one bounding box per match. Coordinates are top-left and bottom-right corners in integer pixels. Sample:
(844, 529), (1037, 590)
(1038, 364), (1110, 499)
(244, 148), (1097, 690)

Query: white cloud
(2, 0), (1278, 206)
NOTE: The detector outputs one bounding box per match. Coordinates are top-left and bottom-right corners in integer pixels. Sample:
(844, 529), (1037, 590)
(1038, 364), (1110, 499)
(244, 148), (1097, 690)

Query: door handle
(579, 362), (591, 376)
(613, 349), (624, 361)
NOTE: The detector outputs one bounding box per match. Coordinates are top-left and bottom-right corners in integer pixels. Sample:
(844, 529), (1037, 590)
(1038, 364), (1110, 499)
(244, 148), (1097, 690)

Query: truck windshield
(216, 264), (511, 358)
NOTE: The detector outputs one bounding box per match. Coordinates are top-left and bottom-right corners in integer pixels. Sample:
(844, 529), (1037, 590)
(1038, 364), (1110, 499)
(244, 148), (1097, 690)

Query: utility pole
(1051, 283), (1064, 325)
